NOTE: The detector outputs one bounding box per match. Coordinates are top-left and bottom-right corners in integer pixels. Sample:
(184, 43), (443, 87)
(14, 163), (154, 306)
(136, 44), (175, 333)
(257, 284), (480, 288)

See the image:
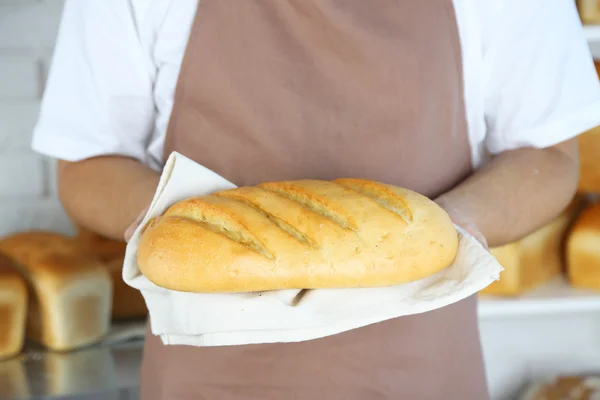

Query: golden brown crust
(0, 232), (111, 351)
(482, 197), (584, 296)
(578, 127), (600, 194)
(520, 375), (600, 400)
(0, 255), (27, 360)
(0, 232), (107, 287)
(567, 201), (600, 290)
(138, 179), (458, 293)
(577, 60), (600, 194)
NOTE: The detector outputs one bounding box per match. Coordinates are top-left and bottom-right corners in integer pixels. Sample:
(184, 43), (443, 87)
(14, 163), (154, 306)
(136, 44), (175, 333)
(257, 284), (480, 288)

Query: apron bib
(141, 1), (488, 398)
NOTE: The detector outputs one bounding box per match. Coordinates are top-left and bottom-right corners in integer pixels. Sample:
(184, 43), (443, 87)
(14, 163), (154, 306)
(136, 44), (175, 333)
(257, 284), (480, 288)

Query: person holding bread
(32, 0), (600, 398)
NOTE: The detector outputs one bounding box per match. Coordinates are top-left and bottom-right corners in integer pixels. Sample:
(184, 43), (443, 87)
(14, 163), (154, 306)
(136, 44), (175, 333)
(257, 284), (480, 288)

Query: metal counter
(0, 340), (143, 400)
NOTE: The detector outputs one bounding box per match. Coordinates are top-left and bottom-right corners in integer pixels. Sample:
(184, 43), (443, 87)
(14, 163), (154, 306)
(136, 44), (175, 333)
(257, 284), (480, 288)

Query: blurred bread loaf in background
(76, 226), (126, 262)
(76, 227), (147, 320)
(519, 375), (600, 400)
(0, 232), (111, 351)
(578, 0), (600, 25)
(578, 126), (600, 194)
(0, 254), (27, 359)
(577, 60), (600, 194)
(104, 256), (147, 320)
(481, 199), (584, 296)
(567, 202), (600, 290)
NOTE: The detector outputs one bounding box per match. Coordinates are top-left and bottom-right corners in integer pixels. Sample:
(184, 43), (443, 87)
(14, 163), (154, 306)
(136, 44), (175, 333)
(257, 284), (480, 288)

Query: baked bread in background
(0, 232), (112, 351)
(567, 201), (600, 291)
(519, 375), (600, 400)
(76, 226), (126, 262)
(0, 254), (27, 360)
(578, 126), (600, 194)
(138, 178), (459, 293)
(481, 198), (584, 296)
(577, 60), (600, 194)
(106, 257), (147, 319)
(578, 0), (600, 24)
(76, 227), (146, 319)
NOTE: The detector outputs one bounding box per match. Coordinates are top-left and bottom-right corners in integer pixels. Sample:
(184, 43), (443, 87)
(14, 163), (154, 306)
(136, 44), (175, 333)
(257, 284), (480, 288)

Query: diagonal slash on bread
(137, 179), (458, 293)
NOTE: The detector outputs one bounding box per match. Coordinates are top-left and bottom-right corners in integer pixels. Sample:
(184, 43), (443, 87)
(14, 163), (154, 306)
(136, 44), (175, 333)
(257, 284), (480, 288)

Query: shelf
(0, 341), (143, 400)
(0, 321), (145, 399)
(584, 25), (600, 42)
(478, 277), (600, 318)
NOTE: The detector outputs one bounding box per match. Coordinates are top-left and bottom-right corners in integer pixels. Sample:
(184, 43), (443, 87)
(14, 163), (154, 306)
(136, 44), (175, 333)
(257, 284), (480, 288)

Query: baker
(33, 1), (600, 398)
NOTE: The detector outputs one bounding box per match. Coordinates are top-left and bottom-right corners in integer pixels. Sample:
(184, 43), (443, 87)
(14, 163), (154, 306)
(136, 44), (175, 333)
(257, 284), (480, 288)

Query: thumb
(124, 207), (148, 243)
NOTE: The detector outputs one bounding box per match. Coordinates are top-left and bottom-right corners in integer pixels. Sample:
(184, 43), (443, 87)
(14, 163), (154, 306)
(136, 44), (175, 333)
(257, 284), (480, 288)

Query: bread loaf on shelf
(76, 226), (126, 262)
(577, 60), (600, 194)
(106, 257), (147, 319)
(481, 199), (583, 296)
(76, 228), (146, 319)
(578, 126), (600, 194)
(0, 254), (27, 360)
(0, 232), (112, 351)
(567, 201), (600, 290)
(520, 375), (600, 400)
(138, 178), (459, 293)
(77, 227), (148, 319)
(577, 0), (600, 24)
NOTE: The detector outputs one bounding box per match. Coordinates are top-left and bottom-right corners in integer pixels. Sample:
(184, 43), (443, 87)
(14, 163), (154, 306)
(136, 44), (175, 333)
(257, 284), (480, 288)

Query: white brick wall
(0, 57), (41, 99)
(0, 0), (73, 236)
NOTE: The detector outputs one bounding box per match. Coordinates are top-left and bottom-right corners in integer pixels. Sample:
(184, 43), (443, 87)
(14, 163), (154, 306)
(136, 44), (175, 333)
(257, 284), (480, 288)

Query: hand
(124, 205), (149, 243)
(435, 198), (488, 250)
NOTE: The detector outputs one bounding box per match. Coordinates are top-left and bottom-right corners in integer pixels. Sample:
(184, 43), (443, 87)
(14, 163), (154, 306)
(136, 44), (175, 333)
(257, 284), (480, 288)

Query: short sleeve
(32, 0), (155, 164)
(481, 0), (600, 154)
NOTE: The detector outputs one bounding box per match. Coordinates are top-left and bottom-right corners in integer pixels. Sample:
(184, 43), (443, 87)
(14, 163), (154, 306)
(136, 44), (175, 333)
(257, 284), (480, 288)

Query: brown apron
(141, 1), (488, 398)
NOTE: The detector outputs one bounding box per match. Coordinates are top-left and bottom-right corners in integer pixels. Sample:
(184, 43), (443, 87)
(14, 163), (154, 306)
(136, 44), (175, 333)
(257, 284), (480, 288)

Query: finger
(453, 219), (488, 249)
(466, 227), (488, 250)
(124, 212), (145, 243)
(474, 232), (489, 250)
(124, 224), (136, 243)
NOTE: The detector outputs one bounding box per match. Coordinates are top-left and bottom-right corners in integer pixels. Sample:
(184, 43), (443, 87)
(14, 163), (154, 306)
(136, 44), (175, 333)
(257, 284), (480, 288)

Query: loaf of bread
(481, 199), (583, 296)
(76, 226), (126, 262)
(520, 375), (600, 400)
(578, 0), (600, 24)
(0, 232), (112, 351)
(0, 255), (27, 359)
(567, 201), (600, 290)
(75, 228), (146, 319)
(578, 126), (600, 194)
(577, 60), (600, 194)
(138, 179), (458, 293)
(106, 257), (147, 319)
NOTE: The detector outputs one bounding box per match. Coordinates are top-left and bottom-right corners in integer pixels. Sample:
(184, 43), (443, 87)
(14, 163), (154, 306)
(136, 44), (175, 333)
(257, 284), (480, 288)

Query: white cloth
(32, 0), (600, 169)
(123, 152), (503, 347)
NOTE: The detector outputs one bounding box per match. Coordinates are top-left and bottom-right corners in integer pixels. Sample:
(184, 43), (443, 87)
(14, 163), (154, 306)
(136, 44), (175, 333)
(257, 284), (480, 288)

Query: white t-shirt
(32, 0), (600, 171)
